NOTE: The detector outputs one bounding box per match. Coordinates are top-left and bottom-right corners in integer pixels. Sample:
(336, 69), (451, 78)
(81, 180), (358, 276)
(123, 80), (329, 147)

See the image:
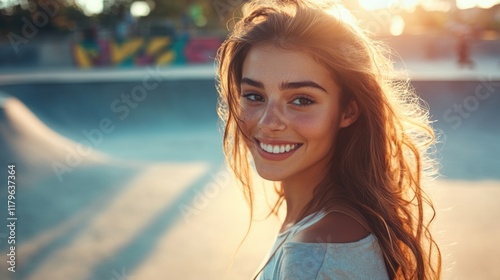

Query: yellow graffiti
(73, 35), (196, 67)
(111, 38), (144, 64)
(156, 50), (175, 65)
(146, 37), (171, 56)
(74, 45), (95, 68)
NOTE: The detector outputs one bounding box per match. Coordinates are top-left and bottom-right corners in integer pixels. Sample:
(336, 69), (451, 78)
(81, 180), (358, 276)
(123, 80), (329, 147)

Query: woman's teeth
(259, 142), (298, 154)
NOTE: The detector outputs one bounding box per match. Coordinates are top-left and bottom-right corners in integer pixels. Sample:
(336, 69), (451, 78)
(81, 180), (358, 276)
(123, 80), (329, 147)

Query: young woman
(216, 0), (441, 279)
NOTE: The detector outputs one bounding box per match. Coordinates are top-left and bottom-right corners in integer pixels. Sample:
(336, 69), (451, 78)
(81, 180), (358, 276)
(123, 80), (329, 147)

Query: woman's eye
(291, 97), (314, 106)
(242, 93), (264, 102)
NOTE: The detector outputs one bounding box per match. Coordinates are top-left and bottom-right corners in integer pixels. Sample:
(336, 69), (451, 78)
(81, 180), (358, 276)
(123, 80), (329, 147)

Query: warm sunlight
(358, 0), (419, 11)
(358, 0), (394, 11)
(76, 0), (103, 16)
(390, 15), (405, 36)
(456, 0), (500, 9)
(359, 0), (500, 11)
(130, 1), (151, 17)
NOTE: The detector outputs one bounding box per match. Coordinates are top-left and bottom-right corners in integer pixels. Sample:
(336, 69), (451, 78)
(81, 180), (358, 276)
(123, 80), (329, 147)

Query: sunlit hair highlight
(215, 0), (441, 279)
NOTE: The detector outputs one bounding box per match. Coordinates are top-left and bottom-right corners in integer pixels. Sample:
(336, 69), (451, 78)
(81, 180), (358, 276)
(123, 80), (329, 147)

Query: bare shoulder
(290, 211), (370, 244)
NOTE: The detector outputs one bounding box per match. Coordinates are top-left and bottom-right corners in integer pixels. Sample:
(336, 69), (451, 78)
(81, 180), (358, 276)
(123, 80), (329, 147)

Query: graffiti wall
(72, 34), (221, 68)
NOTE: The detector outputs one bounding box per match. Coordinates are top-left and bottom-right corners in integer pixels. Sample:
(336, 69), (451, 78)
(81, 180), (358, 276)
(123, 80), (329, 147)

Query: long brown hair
(216, 0), (441, 279)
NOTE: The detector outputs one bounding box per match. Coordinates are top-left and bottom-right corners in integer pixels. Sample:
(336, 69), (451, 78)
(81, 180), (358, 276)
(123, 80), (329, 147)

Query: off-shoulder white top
(256, 210), (389, 280)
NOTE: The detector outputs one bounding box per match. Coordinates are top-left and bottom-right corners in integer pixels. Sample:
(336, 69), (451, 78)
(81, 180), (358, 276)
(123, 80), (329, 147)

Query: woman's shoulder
(281, 234), (389, 280)
(289, 208), (370, 244)
(278, 207), (389, 280)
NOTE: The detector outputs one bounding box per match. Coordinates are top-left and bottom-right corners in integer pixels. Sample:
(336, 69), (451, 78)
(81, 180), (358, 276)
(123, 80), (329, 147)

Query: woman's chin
(254, 165), (289, 182)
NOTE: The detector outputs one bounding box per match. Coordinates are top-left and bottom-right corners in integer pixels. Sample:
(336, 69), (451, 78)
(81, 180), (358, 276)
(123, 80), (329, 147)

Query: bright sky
(1, 0), (499, 15)
(456, 0), (500, 9)
(358, 0), (418, 11)
(75, 0), (500, 15)
(359, 0), (500, 11)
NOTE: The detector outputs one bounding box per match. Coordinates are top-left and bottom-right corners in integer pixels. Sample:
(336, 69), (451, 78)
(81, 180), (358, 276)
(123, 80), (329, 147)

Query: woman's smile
(254, 137), (303, 161)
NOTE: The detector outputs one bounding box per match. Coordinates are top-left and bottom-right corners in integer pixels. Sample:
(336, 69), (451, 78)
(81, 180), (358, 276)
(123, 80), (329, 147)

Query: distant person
(80, 27), (100, 66)
(115, 5), (134, 43)
(457, 33), (474, 69)
(216, 0), (441, 279)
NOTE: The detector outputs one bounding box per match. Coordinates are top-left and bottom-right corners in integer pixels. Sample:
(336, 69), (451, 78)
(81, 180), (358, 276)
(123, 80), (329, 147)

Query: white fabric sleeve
(279, 235), (389, 280)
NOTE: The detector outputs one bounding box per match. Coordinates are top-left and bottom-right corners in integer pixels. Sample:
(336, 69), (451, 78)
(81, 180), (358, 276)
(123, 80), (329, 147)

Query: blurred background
(0, 0), (499, 279)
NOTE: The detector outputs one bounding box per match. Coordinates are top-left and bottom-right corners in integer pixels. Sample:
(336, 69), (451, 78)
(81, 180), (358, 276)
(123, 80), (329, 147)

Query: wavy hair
(215, 0), (441, 279)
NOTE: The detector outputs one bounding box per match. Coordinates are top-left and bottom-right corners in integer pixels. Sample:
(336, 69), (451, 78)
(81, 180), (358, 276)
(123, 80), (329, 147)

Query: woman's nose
(257, 101), (287, 132)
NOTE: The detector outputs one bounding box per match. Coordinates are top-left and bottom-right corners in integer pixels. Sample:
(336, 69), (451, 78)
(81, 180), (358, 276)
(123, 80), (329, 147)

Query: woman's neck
(279, 152), (333, 232)
(280, 176), (320, 232)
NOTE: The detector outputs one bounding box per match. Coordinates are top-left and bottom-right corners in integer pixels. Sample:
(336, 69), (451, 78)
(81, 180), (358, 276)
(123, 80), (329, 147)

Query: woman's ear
(340, 100), (360, 128)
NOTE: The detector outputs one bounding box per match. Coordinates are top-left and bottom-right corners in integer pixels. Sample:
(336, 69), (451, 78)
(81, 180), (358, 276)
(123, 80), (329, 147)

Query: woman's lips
(259, 141), (299, 154)
(254, 138), (303, 161)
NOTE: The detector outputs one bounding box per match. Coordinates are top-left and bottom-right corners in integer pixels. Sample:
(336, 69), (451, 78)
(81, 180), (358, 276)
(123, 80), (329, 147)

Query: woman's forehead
(241, 45), (336, 88)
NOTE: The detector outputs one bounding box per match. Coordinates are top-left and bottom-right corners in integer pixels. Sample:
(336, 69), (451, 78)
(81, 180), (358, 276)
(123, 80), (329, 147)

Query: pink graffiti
(184, 37), (221, 63)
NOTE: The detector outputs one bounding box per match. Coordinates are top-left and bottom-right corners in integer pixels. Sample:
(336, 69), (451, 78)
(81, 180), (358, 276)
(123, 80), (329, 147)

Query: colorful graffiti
(72, 34), (221, 68)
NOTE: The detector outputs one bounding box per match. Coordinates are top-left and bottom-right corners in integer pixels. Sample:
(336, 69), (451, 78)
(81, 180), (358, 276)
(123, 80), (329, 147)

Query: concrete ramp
(0, 66), (499, 280)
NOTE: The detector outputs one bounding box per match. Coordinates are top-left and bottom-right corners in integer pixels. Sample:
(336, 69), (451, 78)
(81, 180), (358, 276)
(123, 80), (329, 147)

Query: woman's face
(239, 44), (356, 183)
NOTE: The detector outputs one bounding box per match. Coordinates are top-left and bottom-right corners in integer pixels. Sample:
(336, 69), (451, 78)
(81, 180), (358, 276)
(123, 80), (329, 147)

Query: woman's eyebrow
(241, 78), (328, 94)
(280, 81), (328, 94)
(241, 77), (264, 88)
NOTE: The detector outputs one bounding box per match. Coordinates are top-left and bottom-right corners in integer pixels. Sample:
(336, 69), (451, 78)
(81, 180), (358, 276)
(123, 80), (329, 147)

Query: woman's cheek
(239, 106), (260, 131)
(289, 111), (328, 133)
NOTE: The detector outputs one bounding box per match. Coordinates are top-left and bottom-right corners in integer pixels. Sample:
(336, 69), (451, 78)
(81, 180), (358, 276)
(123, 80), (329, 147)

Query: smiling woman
(216, 0), (441, 279)
(239, 45), (357, 184)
